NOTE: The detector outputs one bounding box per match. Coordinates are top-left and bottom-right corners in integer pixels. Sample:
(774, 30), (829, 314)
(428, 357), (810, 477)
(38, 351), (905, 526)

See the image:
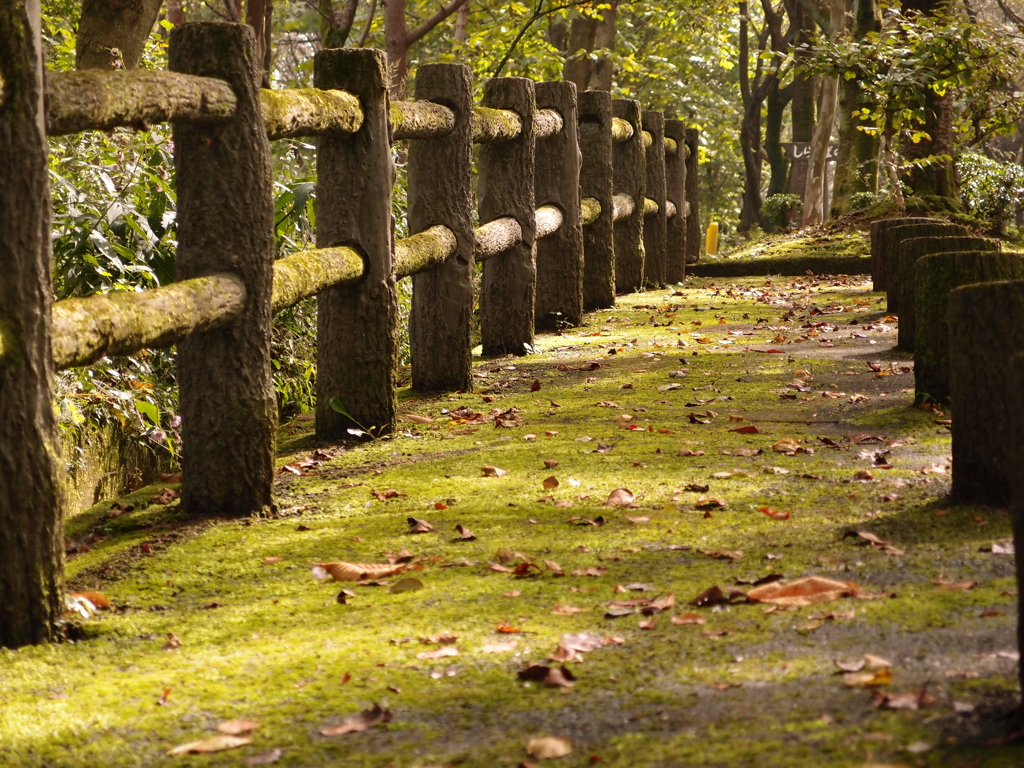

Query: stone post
(613, 99), (645, 293)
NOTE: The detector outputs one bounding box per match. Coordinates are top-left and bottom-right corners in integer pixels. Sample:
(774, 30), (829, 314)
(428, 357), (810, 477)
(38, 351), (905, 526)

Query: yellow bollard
(705, 221), (719, 257)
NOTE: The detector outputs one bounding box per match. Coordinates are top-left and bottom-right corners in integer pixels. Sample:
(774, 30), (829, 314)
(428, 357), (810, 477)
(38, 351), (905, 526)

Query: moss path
(3, 274), (1022, 767)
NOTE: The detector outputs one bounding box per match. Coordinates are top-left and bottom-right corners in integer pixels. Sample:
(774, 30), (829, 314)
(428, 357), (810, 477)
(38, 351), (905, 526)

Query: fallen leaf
(934, 579), (977, 591)
(748, 576), (860, 607)
(320, 704), (392, 736)
(168, 735), (252, 755)
(695, 498), (726, 510)
(482, 466), (508, 478)
(604, 488), (637, 507)
(671, 612), (706, 625)
(408, 517), (436, 534)
(454, 524), (476, 541)
(388, 577), (424, 593)
(518, 665), (576, 688)
(262, 556), (284, 565)
(496, 622), (522, 633)
(313, 563), (407, 582)
(731, 425), (760, 434)
(417, 646), (459, 660)
(758, 506), (790, 520)
(689, 585), (747, 606)
(623, 515), (651, 524)
(571, 567), (607, 577)
(873, 683), (934, 710)
(568, 516), (605, 526)
(552, 604), (586, 616)
(542, 476), (560, 490)
(405, 414), (434, 424)
(69, 591), (111, 609)
(526, 736), (573, 759)
(638, 616), (658, 629)
(243, 748), (284, 766)
(482, 640), (518, 653)
(678, 447), (706, 457)
(684, 483), (710, 492)
(846, 530), (904, 556)
(544, 560), (565, 576)
(699, 549), (743, 561)
(544, 459), (559, 469)
(217, 719), (260, 736)
(163, 632), (181, 650)
(504, 590), (521, 598)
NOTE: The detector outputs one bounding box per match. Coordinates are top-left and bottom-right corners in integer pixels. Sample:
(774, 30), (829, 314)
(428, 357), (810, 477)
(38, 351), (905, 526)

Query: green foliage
(850, 191), (882, 211)
(761, 194), (801, 231)
(957, 152), (1024, 232)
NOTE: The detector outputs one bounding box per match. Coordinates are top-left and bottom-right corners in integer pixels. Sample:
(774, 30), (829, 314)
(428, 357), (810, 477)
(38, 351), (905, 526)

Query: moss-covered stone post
(170, 23), (276, 517)
(948, 279), (1024, 505)
(684, 128), (701, 264)
(314, 49), (397, 436)
(664, 119), (687, 284)
(1009, 352), (1024, 699)
(883, 221), (966, 313)
(0, 0), (65, 649)
(479, 77), (536, 356)
(535, 81), (583, 330)
(916, 251), (1024, 405)
(408, 64), (474, 391)
(613, 99), (645, 293)
(897, 236), (1000, 351)
(869, 217), (933, 292)
(642, 111), (667, 288)
(579, 90), (614, 310)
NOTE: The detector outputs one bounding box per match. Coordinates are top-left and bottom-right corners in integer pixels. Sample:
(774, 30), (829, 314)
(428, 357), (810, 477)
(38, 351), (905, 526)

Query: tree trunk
(684, 128), (701, 262)
(896, 235), (1000, 351)
(580, 91), (616, 309)
(76, 0), (163, 70)
(764, 79), (791, 201)
(785, 0), (815, 198)
(0, 0), (65, 649)
(883, 221), (966, 313)
(916, 250), (1022, 404)
(588, 5), (616, 91)
(563, 14), (598, 90)
(949, 278), (1024, 505)
(802, 0), (843, 226)
(168, 0), (186, 25)
(830, 0), (880, 215)
(320, 0), (359, 49)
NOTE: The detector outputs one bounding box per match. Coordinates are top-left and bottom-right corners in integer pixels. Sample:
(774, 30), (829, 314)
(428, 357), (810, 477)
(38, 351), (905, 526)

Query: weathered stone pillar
(883, 220), (966, 312)
(869, 217), (934, 292)
(897, 235), (999, 351)
(949, 279), (1024, 505)
(684, 128), (701, 264)
(479, 77), (536, 356)
(170, 22), (276, 517)
(314, 49), (397, 437)
(642, 111), (667, 288)
(1008, 352), (1024, 700)
(613, 99), (645, 293)
(408, 64), (475, 391)
(535, 81), (584, 330)
(664, 119), (687, 284)
(0, 0), (65, 648)
(579, 90), (615, 310)
(916, 251), (1024, 405)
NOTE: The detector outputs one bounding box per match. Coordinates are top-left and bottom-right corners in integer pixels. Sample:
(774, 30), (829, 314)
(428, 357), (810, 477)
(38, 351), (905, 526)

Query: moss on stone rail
(664, 136), (678, 154)
(51, 274), (246, 370)
(611, 117), (634, 143)
(260, 88), (363, 140)
(472, 106), (522, 143)
(46, 70), (237, 135)
(271, 246), (365, 313)
(581, 197), (602, 226)
(395, 226), (458, 279)
(643, 197), (659, 217)
(390, 100), (455, 140)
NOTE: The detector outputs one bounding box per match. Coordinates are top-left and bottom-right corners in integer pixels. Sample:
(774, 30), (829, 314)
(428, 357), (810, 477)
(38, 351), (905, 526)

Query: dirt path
(3, 275), (1022, 768)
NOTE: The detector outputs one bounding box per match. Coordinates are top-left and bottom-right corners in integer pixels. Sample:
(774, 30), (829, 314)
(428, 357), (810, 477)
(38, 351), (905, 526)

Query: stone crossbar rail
(2, 18), (698, 636)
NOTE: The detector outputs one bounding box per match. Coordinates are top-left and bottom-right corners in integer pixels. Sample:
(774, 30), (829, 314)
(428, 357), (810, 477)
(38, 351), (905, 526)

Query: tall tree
(76, 0), (163, 69)
(383, 0), (469, 93)
(830, 0), (881, 215)
(320, 0), (360, 49)
(802, 0), (844, 226)
(1, 0), (65, 649)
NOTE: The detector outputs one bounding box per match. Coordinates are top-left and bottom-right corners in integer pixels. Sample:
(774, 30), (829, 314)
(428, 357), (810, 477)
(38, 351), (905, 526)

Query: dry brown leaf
(243, 748), (284, 766)
(638, 616), (658, 630)
(313, 562), (407, 582)
(572, 567), (607, 577)
(454, 524), (476, 541)
(552, 605), (586, 616)
(699, 549), (744, 561)
(69, 591), (111, 609)
(518, 666), (576, 688)
(217, 719), (260, 736)
(604, 488), (637, 507)
(873, 684), (934, 710)
(388, 577), (424, 593)
(482, 640), (518, 653)
(163, 632), (181, 650)
(544, 560), (565, 576)
(544, 459), (559, 469)
(482, 466), (508, 477)
(320, 704), (392, 736)
(747, 576), (859, 607)
(168, 735), (252, 755)
(542, 476), (560, 490)
(671, 612), (706, 625)
(504, 590), (521, 598)
(416, 646), (459, 660)
(526, 737), (573, 759)
(408, 517), (436, 534)
(405, 414), (435, 424)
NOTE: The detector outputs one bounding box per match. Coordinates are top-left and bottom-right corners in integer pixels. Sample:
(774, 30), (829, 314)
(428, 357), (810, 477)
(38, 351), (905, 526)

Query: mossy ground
(3, 273), (1023, 767)
(720, 228), (869, 263)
